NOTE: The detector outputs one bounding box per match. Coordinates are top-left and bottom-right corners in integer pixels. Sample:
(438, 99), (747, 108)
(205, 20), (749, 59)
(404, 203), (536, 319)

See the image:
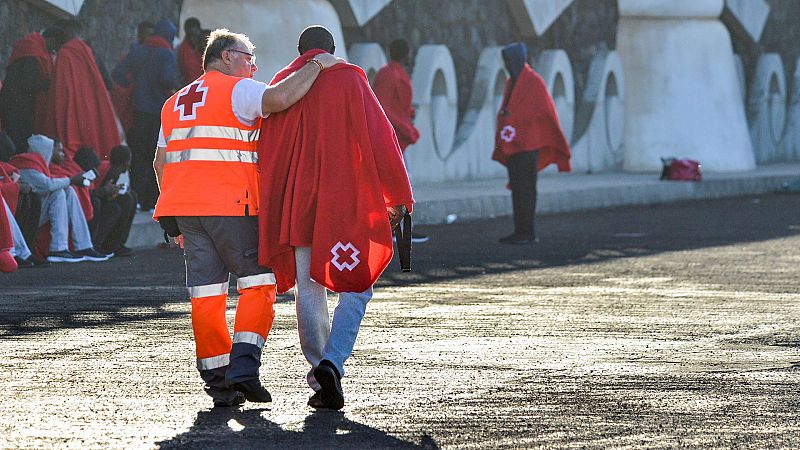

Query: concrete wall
(341, 0), (618, 120)
(0, 0), (181, 80)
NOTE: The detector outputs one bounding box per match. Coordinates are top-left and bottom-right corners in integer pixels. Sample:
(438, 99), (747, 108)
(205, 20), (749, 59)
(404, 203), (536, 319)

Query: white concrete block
(617, 0), (723, 18)
(180, 0), (348, 84)
(505, 0), (576, 37)
(348, 43), (387, 84)
(724, 0), (770, 42)
(748, 54), (787, 163)
(328, 0), (393, 27)
(617, 3), (755, 172)
(571, 50), (625, 173)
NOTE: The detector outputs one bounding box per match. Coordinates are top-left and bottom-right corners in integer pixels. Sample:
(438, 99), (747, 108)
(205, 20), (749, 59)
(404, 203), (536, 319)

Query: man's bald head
(298, 25), (335, 55)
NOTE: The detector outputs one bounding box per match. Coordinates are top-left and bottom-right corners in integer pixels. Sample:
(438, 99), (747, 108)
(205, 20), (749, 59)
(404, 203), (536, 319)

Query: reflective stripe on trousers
(188, 280), (228, 298)
(233, 331), (265, 348)
(197, 353), (230, 370)
(237, 273), (276, 291)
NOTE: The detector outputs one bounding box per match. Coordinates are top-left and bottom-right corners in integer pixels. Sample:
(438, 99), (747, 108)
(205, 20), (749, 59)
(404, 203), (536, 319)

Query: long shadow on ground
(156, 408), (438, 449)
(1, 193), (799, 337)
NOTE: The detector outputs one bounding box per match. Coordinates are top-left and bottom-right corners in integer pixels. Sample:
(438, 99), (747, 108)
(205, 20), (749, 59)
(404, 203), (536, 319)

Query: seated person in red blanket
(75, 145), (136, 257)
(10, 135), (108, 262)
(257, 26), (414, 411)
(0, 131), (43, 261)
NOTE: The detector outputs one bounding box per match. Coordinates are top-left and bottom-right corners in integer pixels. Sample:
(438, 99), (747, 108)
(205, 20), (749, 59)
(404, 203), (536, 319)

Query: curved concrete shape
(617, 0), (755, 172)
(781, 58), (800, 160)
(734, 55), (746, 102)
(404, 45), (458, 184)
(571, 50), (625, 173)
(445, 46), (508, 181)
(535, 49), (575, 143)
(181, 0), (347, 83)
(348, 43), (387, 84)
(748, 54), (787, 163)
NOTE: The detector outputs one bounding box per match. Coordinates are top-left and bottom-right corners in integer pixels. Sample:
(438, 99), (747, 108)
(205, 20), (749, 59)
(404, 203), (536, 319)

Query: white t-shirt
(158, 77), (269, 147)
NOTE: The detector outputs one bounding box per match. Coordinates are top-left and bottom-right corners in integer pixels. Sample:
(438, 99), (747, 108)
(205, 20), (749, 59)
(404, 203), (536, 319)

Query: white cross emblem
(330, 242), (361, 271)
(500, 125), (516, 143)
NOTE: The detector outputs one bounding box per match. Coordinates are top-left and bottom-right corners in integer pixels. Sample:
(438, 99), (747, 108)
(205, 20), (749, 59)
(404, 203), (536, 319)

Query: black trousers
(506, 150), (539, 238)
(89, 190), (137, 252)
(128, 110), (161, 211)
(14, 192), (41, 246)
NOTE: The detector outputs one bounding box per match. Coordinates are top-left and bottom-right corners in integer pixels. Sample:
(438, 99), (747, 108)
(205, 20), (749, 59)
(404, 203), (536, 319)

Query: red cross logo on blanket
(500, 125), (516, 143)
(330, 242), (361, 271)
(174, 80), (208, 121)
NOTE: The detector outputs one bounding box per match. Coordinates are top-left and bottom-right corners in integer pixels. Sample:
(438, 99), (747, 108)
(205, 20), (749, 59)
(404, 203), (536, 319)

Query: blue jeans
(294, 247), (372, 391)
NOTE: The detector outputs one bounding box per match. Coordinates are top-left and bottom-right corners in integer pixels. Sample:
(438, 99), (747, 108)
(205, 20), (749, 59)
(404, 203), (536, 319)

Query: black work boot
(231, 378), (272, 403)
(312, 360), (344, 410)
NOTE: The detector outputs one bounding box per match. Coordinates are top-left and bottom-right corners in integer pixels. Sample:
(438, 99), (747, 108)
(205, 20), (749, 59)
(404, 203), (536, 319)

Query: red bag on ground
(661, 158), (702, 181)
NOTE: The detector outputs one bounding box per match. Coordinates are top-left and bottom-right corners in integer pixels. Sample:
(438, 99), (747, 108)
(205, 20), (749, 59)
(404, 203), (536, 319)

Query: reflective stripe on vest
(166, 125), (260, 144)
(237, 273), (276, 290)
(165, 149), (259, 164)
(197, 353), (230, 370)
(232, 331), (265, 348)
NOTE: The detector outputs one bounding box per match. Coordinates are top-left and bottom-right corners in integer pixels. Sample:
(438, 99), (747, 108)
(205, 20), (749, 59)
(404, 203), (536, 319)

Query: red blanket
(0, 197), (15, 271)
(11, 152), (93, 256)
(0, 162), (21, 214)
(178, 40), (204, 83)
(42, 38), (120, 160)
(258, 50), (414, 293)
(493, 64), (571, 172)
(8, 32), (53, 135)
(373, 61), (420, 151)
(49, 158), (94, 221)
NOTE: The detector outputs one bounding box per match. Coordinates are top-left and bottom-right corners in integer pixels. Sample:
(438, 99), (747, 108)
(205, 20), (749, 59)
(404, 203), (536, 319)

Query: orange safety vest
(154, 71), (261, 218)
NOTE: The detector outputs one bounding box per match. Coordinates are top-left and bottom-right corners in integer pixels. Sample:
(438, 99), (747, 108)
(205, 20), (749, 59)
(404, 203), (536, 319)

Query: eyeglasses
(226, 49), (256, 65)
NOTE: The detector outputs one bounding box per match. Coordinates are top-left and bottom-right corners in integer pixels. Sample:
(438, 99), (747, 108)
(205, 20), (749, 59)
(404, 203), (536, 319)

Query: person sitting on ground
(10, 134), (108, 262)
(50, 141), (95, 225)
(0, 137), (48, 268)
(77, 145), (136, 257)
(0, 131), (41, 248)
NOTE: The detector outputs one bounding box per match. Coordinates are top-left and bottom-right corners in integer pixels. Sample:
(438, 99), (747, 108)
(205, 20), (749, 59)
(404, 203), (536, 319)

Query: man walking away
(257, 26), (414, 411)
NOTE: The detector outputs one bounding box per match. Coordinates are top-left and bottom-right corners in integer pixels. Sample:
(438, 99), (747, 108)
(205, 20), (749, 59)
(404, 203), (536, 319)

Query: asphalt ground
(1, 193), (799, 449)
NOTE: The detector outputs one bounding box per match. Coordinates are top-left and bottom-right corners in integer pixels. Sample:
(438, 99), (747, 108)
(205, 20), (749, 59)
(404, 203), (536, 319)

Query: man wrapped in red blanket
(257, 27), (413, 411)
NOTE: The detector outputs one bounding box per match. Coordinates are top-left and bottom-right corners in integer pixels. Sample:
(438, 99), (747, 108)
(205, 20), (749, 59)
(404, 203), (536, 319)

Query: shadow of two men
(157, 406), (438, 449)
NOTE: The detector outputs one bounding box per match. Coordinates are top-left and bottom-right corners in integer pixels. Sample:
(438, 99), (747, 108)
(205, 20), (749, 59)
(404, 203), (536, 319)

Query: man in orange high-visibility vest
(153, 28), (342, 408)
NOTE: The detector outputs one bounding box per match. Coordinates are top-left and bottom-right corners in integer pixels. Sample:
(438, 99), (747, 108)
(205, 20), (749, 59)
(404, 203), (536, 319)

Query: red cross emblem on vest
(174, 79), (208, 121)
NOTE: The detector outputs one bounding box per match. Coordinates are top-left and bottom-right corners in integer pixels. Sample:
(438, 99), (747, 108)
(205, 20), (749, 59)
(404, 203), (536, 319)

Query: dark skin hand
(69, 174), (85, 186)
(387, 204), (407, 230)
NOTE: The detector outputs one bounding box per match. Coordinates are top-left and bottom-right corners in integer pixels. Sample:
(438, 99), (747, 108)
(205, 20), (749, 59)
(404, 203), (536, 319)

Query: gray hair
(202, 28), (256, 70)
